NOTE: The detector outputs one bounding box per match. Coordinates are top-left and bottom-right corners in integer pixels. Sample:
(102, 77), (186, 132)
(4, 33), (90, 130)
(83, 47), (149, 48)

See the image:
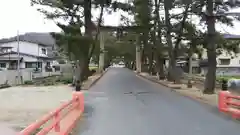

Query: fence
(218, 91), (240, 119)
(19, 92), (84, 135)
(0, 70), (62, 85)
(0, 64), (73, 86)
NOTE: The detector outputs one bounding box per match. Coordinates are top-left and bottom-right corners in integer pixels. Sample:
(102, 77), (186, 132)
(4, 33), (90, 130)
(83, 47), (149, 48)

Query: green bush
(44, 81), (55, 86)
(55, 78), (61, 82)
(24, 80), (34, 85)
(61, 78), (73, 84)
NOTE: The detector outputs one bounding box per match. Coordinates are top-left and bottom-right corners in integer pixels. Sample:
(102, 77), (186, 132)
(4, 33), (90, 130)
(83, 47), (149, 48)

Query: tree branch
(173, 3), (190, 59)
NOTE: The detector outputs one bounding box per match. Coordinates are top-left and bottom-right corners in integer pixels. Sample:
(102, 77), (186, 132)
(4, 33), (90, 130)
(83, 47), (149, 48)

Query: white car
(118, 63), (125, 68)
(112, 64), (125, 68)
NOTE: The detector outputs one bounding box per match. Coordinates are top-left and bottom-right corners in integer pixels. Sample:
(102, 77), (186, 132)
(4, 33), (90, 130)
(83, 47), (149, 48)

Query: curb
(88, 68), (110, 89)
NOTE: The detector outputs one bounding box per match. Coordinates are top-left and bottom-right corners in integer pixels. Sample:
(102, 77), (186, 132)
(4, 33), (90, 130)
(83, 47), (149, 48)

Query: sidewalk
(0, 123), (17, 135)
(0, 71), (107, 134)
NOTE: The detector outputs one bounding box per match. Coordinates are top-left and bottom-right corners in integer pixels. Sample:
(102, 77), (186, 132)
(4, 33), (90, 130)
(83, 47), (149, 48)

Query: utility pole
(187, 14), (193, 88)
(99, 31), (105, 73)
(17, 30), (21, 84)
(187, 49), (193, 88)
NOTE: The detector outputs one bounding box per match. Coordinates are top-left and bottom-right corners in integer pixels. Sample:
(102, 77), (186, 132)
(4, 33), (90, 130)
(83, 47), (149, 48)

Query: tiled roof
(0, 51), (53, 60)
(0, 32), (55, 46)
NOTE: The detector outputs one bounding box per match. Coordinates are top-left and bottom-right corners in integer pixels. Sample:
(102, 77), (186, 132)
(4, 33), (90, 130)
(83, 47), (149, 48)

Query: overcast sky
(1, 0), (240, 39)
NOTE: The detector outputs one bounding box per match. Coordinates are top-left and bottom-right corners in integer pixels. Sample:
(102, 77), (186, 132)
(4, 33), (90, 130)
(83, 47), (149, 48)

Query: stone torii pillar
(98, 25), (143, 73)
(135, 36), (141, 73)
(98, 31), (105, 73)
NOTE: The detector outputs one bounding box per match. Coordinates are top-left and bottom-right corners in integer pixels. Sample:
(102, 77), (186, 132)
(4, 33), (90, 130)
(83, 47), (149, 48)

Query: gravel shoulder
(0, 85), (73, 131)
(0, 72), (104, 132)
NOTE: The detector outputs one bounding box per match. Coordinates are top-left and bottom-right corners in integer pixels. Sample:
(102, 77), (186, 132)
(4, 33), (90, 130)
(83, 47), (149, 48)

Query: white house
(200, 34), (240, 68)
(201, 49), (240, 68)
(0, 33), (58, 70)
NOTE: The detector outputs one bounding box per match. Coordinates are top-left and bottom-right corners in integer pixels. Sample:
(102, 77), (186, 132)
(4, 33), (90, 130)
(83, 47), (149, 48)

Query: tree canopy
(32, 0), (240, 93)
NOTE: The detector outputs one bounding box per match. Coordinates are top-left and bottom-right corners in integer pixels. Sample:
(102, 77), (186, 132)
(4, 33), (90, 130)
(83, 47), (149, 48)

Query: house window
(25, 62), (38, 68)
(0, 63), (6, 68)
(46, 62), (50, 66)
(41, 48), (46, 55)
(219, 59), (230, 65)
(25, 62), (42, 68)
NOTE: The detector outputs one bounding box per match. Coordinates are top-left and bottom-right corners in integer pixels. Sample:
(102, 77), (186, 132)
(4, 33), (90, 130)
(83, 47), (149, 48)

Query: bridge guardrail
(218, 91), (240, 119)
(19, 92), (84, 135)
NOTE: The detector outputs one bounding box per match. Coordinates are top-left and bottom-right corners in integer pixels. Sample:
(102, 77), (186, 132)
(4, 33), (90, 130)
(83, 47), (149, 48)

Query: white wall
(0, 69), (62, 85)
(0, 41), (48, 57)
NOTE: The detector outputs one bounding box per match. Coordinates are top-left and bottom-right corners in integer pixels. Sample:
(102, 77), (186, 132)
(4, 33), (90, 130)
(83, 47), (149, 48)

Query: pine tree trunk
(153, 0), (165, 79)
(156, 54), (165, 80)
(204, 0), (216, 94)
(148, 50), (154, 74)
(131, 61), (136, 70)
(81, 57), (90, 82)
(79, 0), (92, 84)
(164, 2), (177, 82)
(76, 61), (81, 82)
(84, 0), (92, 36)
(89, 2), (104, 60)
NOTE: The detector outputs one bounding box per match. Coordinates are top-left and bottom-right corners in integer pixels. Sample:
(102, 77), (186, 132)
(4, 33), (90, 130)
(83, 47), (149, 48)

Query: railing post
(72, 92), (84, 111)
(218, 91), (230, 112)
(219, 91), (226, 112)
(54, 112), (60, 132)
(79, 92), (84, 112)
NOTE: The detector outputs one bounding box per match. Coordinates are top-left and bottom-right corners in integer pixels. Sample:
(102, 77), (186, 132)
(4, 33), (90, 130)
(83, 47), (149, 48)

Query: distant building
(200, 34), (240, 68)
(172, 34), (240, 75)
(0, 33), (59, 70)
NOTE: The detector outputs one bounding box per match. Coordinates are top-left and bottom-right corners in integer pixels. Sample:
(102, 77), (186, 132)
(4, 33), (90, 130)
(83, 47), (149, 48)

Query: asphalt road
(77, 68), (240, 135)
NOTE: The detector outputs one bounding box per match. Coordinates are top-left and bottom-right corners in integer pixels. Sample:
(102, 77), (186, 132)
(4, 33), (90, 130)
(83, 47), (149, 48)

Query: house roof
(0, 33), (56, 46)
(0, 56), (22, 61)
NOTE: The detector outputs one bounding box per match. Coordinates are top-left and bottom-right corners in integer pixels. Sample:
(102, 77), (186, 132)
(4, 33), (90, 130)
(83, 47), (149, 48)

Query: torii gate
(98, 25), (142, 73)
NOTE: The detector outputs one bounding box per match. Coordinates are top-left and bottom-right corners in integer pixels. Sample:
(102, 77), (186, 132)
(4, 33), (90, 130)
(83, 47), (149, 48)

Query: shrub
(24, 80), (34, 85)
(90, 69), (96, 75)
(57, 78), (73, 84)
(44, 81), (55, 86)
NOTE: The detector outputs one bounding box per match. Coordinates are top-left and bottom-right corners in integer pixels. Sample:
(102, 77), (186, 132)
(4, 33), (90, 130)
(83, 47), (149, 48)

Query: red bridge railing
(19, 92), (84, 135)
(218, 91), (240, 119)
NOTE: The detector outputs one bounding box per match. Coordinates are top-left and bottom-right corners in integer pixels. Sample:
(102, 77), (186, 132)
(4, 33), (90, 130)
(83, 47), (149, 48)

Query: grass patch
(22, 75), (73, 86)
(22, 66), (97, 86)
(216, 76), (240, 82)
(89, 66), (98, 70)
(24, 80), (34, 85)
